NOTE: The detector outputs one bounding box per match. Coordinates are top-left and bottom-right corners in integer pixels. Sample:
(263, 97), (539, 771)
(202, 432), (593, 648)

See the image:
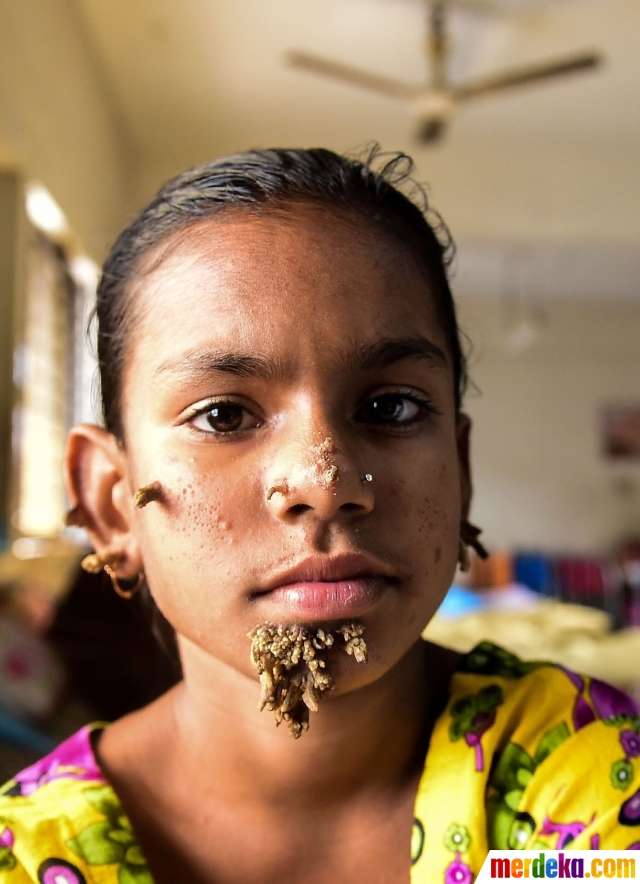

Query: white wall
(458, 299), (640, 554)
(0, 0), (134, 259)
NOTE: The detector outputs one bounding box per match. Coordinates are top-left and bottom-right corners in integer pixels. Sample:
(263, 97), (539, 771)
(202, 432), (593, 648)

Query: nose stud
(265, 437), (373, 501)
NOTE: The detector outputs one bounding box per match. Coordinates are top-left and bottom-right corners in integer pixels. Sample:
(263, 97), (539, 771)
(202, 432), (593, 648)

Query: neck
(163, 637), (439, 809)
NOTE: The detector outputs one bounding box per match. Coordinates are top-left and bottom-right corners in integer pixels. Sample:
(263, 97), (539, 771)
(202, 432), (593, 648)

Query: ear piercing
(80, 547), (122, 574)
(133, 481), (163, 508)
(103, 566), (145, 600)
(361, 473), (373, 484)
(457, 519), (489, 572)
(80, 547), (144, 599)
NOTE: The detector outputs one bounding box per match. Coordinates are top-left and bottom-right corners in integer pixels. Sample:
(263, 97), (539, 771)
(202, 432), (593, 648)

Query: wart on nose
(312, 436), (340, 487)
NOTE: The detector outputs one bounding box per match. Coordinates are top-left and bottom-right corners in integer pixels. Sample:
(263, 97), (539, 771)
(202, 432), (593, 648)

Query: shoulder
(411, 642), (640, 880)
(0, 725), (152, 883)
(452, 639), (617, 740)
(454, 642), (640, 851)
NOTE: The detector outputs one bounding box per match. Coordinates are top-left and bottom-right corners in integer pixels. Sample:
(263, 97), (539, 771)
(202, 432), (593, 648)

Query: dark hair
(97, 146), (467, 439)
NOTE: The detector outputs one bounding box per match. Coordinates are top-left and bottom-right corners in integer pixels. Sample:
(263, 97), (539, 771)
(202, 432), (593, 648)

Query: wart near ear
(133, 481), (164, 508)
(249, 622), (367, 739)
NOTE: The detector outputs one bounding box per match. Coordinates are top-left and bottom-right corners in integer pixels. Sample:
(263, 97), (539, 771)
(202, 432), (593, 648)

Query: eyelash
(182, 390), (439, 439)
(355, 390), (439, 431)
(183, 398), (263, 439)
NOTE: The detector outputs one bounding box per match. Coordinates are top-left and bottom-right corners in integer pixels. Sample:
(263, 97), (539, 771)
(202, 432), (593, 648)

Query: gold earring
(103, 565), (144, 600)
(458, 520), (489, 572)
(80, 548), (143, 600)
(80, 547), (122, 574)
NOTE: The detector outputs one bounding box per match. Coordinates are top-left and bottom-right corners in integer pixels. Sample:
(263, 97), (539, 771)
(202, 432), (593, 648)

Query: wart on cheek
(134, 481), (164, 508)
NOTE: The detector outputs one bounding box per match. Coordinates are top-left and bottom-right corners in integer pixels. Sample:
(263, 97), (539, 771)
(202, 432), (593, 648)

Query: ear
(456, 412), (472, 522)
(64, 424), (143, 581)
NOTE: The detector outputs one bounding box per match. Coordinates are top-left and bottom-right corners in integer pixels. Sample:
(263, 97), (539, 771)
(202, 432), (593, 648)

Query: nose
(264, 433), (374, 524)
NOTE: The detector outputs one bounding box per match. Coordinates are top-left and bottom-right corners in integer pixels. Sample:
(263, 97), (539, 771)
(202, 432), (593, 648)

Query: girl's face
(121, 205), (470, 692)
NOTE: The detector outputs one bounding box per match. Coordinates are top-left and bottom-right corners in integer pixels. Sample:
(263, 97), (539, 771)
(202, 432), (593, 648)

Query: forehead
(128, 205), (449, 375)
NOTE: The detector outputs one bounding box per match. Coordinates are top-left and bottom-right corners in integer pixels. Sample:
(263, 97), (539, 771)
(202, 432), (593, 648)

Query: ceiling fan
(286, 0), (603, 143)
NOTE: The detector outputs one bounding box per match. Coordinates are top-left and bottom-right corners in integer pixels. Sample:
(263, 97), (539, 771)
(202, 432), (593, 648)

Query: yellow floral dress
(0, 643), (638, 883)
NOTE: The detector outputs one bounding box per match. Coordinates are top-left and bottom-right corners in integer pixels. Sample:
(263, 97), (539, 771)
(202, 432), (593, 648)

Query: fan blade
(286, 50), (421, 99)
(428, 1), (448, 90)
(454, 51), (602, 101)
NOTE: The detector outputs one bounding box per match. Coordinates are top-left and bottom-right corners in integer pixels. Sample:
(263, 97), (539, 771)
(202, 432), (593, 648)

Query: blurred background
(0, 0), (638, 773)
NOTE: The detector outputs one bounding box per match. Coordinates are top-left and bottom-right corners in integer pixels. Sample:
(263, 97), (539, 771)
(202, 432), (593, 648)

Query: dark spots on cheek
(416, 501), (438, 535)
(434, 546), (442, 563)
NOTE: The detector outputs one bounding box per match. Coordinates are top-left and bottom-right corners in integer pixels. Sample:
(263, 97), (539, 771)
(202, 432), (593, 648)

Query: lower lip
(264, 577), (387, 620)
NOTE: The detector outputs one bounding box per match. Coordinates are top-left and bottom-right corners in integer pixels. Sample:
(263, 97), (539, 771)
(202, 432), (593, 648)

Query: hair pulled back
(97, 146), (467, 439)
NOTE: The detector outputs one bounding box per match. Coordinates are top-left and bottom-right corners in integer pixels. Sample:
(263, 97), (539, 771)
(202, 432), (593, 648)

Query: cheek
(416, 461), (460, 538)
(379, 449), (461, 600)
(130, 457), (260, 637)
(383, 443), (461, 536)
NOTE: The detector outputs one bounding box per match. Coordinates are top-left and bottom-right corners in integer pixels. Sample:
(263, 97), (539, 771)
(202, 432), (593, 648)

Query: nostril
(340, 502), (365, 514)
(288, 503), (313, 517)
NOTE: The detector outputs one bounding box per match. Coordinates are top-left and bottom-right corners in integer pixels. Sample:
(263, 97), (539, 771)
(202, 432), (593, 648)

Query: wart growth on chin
(248, 622), (368, 739)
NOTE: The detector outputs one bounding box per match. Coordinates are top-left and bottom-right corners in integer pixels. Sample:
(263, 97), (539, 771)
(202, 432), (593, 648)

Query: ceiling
(69, 0), (640, 300)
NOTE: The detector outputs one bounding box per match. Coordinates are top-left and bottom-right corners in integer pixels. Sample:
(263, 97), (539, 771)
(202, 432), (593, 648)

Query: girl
(1, 149), (637, 884)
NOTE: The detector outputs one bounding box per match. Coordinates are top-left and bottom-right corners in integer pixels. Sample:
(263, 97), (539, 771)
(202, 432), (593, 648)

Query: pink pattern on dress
(464, 710), (496, 773)
(540, 816), (594, 849)
(11, 725), (105, 796)
(444, 852), (473, 884)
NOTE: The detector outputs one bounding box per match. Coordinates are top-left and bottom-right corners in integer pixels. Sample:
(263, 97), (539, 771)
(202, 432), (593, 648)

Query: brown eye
(206, 404), (245, 432)
(189, 401), (261, 435)
(357, 394), (431, 426)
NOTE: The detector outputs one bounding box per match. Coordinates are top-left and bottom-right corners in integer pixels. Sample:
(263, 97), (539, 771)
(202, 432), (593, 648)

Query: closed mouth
(252, 553), (398, 620)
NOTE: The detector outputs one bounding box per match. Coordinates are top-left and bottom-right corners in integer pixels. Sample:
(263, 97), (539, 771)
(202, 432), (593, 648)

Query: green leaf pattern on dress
(67, 786), (152, 884)
(0, 817), (16, 871)
(449, 684), (504, 772)
(487, 722), (571, 849)
(460, 642), (542, 680)
(442, 824), (473, 884)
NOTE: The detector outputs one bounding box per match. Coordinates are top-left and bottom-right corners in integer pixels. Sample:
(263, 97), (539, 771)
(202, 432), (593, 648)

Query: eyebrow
(156, 350), (286, 381)
(355, 335), (448, 373)
(155, 334), (447, 381)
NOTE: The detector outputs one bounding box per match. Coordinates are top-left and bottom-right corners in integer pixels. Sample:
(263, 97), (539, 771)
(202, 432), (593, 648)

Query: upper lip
(258, 553), (398, 594)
